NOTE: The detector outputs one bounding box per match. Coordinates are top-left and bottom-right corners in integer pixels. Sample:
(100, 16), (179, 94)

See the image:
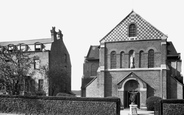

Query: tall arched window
(129, 50), (135, 68)
(110, 51), (116, 69)
(139, 51), (144, 68)
(120, 51), (124, 68)
(148, 49), (154, 68)
(129, 23), (136, 37)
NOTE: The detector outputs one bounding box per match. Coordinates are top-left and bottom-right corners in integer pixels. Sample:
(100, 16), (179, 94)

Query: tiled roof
(0, 38), (53, 46)
(100, 11), (167, 43)
(86, 45), (99, 60)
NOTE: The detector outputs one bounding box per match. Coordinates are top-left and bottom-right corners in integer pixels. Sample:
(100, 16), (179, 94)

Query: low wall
(157, 99), (184, 115)
(0, 95), (120, 115)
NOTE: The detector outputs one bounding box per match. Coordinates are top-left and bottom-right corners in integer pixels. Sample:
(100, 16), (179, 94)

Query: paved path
(121, 109), (154, 115)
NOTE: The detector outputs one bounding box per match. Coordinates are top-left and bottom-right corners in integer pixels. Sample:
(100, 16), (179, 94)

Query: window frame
(110, 51), (116, 69)
(120, 51), (125, 68)
(148, 49), (154, 68)
(34, 59), (40, 70)
(34, 42), (43, 51)
(38, 79), (44, 91)
(139, 51), (144, 68)
(17, 43), (28, 52)
(128, 23), (137, 37)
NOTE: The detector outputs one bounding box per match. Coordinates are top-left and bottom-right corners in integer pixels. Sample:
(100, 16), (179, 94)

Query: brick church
(81, 11), (183, 109)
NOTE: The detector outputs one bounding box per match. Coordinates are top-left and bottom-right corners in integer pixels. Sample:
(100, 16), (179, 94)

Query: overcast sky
(0, 0), (184, 90)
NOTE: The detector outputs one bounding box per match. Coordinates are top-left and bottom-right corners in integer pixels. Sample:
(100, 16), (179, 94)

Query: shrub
(35, 90), (46, 96)
(56, 92), (74, 97)
(146, 96), (162, 111)
(0, 95), (120, 114)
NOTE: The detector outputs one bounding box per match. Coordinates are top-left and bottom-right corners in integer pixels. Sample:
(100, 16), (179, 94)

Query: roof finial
(131, 0), (134, 12)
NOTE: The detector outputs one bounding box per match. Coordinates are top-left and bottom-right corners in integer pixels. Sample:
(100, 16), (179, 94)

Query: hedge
(146, 96), (162, 111)
(0, 95), (120, 115)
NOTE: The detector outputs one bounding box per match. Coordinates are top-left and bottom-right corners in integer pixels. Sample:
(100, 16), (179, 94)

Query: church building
(81, 11), (183, 109)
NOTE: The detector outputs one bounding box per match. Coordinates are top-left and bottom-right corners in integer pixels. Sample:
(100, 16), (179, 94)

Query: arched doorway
(124, 80), (140, 108)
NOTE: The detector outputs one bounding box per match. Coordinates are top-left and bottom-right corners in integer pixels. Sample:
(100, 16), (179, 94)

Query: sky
(0, 0), (184, 90)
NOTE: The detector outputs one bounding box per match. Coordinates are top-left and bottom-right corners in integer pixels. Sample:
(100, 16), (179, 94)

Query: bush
(56, 92), (74, 97)
(146, 96), (162, 111)
(35, 90), (46, 96)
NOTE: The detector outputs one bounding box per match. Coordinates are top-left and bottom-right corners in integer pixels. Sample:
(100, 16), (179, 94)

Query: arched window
(110, 51), (116, 69)
(129, 50), (135, 68)
(129, 23), (136, 37)
(139, 51), (144, 68)
(120, 51), (125, 68)
(148, 49), (154, 68)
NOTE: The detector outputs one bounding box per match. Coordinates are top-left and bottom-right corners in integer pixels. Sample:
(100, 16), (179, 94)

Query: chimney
(50, 27), (57, 41)
(57, 29), (63, 40)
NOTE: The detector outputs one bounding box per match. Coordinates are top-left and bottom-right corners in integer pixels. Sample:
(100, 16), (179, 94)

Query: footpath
(121, 109), (154, 115)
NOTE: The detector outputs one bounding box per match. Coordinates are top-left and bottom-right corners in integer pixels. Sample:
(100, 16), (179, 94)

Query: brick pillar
(97, 41), (106, 97)
(161, 38), (167, 99)
(140, 89), (147, 109)
(118, 90), (124, 107)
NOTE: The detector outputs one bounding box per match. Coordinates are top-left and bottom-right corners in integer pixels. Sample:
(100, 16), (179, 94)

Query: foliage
(146, 96), (162, 111)
(0, 47), (32, 95)
(56, 92), (74, 97)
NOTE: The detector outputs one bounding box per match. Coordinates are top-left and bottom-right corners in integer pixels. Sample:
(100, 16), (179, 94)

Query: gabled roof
(100, 11), (167, 43)
(86, 45), (99, 60)
(117, 72), (149, 88)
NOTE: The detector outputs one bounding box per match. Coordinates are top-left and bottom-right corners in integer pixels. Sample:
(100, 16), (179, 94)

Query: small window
(34, 59), (40, 69)
(38, 79), (43, 91)
(17, 44), (28, 52)
(8, 44), (15, 52)
(110, 51), (116, 69)
(35, 42), (43, 51)
(129, 23), (137, 37)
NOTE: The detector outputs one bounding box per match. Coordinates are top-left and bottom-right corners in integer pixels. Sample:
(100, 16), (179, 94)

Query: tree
(0, 46), (32, 95)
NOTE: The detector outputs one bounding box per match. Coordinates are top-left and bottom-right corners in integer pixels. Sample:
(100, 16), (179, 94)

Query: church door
(124, 80), (140, 108)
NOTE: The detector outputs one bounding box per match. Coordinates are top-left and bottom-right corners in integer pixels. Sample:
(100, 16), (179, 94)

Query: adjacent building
(0, 27), (72, 96)
(81, 11), (183, 109)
